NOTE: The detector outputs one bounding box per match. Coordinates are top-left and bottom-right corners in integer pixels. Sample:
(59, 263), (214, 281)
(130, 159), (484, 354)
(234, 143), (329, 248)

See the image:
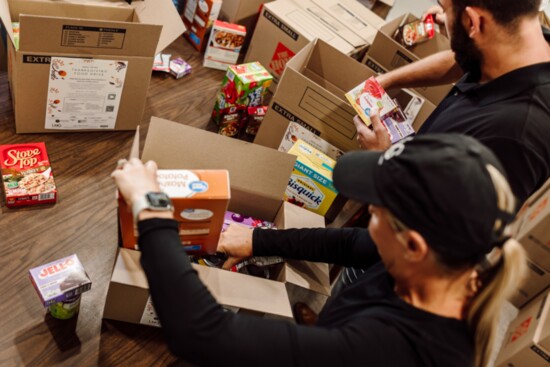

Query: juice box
(119, 169), (231, 255)
(285, 139), (338, 216)
(29, 254), (92, 308)
(212, 62), (273, 125)
(0, 143), (57, 208)
(346, 77), (415, 144)
(204, 20), (247, 71)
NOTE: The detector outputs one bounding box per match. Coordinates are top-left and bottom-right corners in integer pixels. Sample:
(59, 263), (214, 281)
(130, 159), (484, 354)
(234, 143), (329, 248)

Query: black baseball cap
(333, 134), (516, 262)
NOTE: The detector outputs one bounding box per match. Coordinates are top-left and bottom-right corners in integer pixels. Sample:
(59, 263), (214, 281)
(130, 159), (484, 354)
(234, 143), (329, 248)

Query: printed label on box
(45, 57), (128, 130)
(140, 296), (161, 328)
(269, 42), (296, 78)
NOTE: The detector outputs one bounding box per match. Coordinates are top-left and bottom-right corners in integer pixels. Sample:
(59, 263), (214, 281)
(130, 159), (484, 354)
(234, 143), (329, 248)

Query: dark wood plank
(0, 37), (225, 367)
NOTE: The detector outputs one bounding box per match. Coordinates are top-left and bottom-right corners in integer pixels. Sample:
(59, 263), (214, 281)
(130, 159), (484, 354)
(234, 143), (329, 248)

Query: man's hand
(354, 109), (391, 151)
(111, 158), (160, 207)
(217, 223), (254, 270)
(422, 5), (446, 25)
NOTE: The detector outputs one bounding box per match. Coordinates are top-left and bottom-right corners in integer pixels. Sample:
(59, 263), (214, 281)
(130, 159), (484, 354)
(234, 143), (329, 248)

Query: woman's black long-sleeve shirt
(138, 219), (474, 367)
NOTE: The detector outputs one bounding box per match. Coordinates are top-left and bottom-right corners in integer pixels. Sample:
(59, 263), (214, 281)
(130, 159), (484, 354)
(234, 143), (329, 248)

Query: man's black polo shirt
(418, 61), (550, 204)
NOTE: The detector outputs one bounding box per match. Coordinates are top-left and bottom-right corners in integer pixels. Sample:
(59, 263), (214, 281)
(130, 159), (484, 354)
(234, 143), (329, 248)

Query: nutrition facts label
(61, 25), (126, 49)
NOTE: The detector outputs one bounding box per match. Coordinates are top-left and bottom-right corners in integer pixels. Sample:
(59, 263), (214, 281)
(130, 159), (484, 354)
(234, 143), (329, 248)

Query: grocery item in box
(29, 254), (92, 319)
(212, 62), (273, 125)
(244, 106), (268, 136)
(217, 106), (243, 137)
(285, 139), (338, 216)
(222, 210), (277, 231)
(119, 169), (230, 255)
(0, 143), (57, 208)
(346, 77), (415, 143)
(394, 14), (436, 47)
(278, 121), (344, 161)
(12, 22), (19, 51)
(204, 20), (247, 71)
(183, 0), (223, 52)
(169, 58), (192, 79)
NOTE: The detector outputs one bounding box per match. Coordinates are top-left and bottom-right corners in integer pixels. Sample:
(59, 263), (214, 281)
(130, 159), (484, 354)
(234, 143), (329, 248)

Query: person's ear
(402, 231), (429, 262)
(463, 6), (483, 38)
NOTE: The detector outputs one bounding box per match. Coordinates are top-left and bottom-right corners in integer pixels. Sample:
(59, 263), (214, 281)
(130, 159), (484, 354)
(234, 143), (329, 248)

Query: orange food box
(0, 143), (57, 208)
(119, 169), (230, 255)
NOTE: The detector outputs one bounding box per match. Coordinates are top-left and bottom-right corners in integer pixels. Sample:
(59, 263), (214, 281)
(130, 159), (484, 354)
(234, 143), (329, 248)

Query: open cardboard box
(495, 288), (550, 367)
(244, 0), (383, 88)
(103, 117), (331, 324)
(364, 13), (452, 105)
(0, 0), (185, 133)
(254, 39), (433, 153)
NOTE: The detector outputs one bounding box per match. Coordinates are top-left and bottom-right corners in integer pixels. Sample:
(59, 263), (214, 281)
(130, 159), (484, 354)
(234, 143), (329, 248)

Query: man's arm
(377, 50), (463, 90)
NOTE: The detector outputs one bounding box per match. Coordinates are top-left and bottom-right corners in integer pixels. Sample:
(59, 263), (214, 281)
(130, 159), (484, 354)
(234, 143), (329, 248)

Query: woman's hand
(217, 223), (254, 270)
(111, 158), (160, 207)
(354, 109), (391, 151)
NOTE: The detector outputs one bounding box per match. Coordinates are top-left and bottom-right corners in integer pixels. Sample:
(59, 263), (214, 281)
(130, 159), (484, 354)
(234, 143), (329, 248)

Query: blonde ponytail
(467, 239), (527, 367)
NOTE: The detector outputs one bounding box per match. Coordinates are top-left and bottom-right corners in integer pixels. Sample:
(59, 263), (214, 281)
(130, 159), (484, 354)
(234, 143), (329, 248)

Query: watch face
(146, 192), (172, 209)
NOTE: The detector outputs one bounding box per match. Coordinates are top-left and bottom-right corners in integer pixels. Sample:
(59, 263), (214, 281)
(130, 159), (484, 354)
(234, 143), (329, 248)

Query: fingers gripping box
(119, 169), (230, 255)
(0, 143), (57, 207)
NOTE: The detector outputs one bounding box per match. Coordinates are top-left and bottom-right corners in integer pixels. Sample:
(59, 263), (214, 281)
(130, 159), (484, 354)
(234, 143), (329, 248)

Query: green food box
(212, 62), (272, 125)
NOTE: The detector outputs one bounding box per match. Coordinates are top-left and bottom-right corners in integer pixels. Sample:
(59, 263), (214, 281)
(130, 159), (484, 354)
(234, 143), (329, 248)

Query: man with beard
(357, 0), (550, 204)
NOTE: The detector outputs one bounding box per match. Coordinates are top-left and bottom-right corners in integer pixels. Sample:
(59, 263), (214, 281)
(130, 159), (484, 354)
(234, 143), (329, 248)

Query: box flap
(111, 248), (149, 289)
(285, 260), (331, 295)
(133, 0), (186, 54)
(142, 117), (296, 221)
(0, 0), (14, 44)
(19, 14), (161, 56)
(535, 289), (550, 353)
(194, 264), (293, 318)
(274, 201), (325, 229)
(129, 125), (140, 159)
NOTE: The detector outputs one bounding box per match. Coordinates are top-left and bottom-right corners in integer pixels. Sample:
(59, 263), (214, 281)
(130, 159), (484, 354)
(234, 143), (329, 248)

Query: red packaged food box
(0, 143), (57, 207)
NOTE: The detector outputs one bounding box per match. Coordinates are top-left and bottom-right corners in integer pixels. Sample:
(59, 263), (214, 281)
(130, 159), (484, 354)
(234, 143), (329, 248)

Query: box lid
(141, 117), (296, 221)
(0, 0), (184, 54)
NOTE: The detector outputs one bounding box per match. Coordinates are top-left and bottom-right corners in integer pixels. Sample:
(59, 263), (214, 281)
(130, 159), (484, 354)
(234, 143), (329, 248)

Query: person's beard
(450, 10), (483, 78)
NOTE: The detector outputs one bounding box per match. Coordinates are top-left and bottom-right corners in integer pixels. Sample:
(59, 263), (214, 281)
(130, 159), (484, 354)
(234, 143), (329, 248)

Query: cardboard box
(118, 169), (230, 254)
(219, 0), (270, 51)
(515, 186), (550, 272)
(509, 259), (550, 309)
(203, 20), (246, 71)
(285, 139), (338, 217)
(244, 0), (384, 88)
(365, 13), (452, 105)
(183, 0), (223, 52)
(103, 117), (330, 323)
(495, 289), (550, 367)
(0, 0), (185, 133)
(254, 39), (433, 153)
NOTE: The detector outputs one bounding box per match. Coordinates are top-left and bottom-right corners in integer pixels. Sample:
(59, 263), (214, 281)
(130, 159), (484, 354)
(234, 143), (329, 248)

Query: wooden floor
(0, 38), (228, 367)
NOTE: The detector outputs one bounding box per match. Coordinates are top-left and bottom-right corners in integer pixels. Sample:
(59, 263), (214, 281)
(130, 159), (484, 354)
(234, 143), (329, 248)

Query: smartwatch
(132, 192), (174, 222)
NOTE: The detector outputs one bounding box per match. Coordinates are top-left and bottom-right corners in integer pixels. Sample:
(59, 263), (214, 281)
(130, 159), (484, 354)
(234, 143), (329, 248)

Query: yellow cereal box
(285, 140), (338, 216)
(119, 169), (230, 255)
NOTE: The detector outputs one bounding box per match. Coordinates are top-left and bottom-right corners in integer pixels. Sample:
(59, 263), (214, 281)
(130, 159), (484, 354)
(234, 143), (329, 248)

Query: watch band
(131, 193), (173, 222)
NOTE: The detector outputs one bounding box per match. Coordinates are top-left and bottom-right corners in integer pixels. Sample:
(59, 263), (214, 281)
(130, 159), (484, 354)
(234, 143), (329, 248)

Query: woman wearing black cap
(112, 134), (527, 367)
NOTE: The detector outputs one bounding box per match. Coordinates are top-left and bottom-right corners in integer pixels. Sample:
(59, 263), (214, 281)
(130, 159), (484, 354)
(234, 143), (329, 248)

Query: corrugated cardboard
(254, 39), (431, 153)
(515, 186), (550, 272)
(244, 0), (383, 87)
(495, 289), (550, 367)
(365, 13), (452, 105)
(510, 259), (550, 308)
(104, 117), (330, 325)
(219, 0), (270, 51)
(0, 0), (185, 133)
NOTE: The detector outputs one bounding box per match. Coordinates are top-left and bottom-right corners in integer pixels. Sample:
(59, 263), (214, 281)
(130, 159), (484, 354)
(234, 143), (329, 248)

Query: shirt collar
(454, 62), (550, 106)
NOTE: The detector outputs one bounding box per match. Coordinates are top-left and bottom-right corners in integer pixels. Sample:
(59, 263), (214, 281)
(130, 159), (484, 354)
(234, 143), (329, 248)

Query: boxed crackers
(0, 143), (57, 207)
(183, 0), (223, 52)
(285, 139), (338, 217)
(119, 169), (230, 255)
(204, 20), (247, 71)
(212, 62), (273, 132)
